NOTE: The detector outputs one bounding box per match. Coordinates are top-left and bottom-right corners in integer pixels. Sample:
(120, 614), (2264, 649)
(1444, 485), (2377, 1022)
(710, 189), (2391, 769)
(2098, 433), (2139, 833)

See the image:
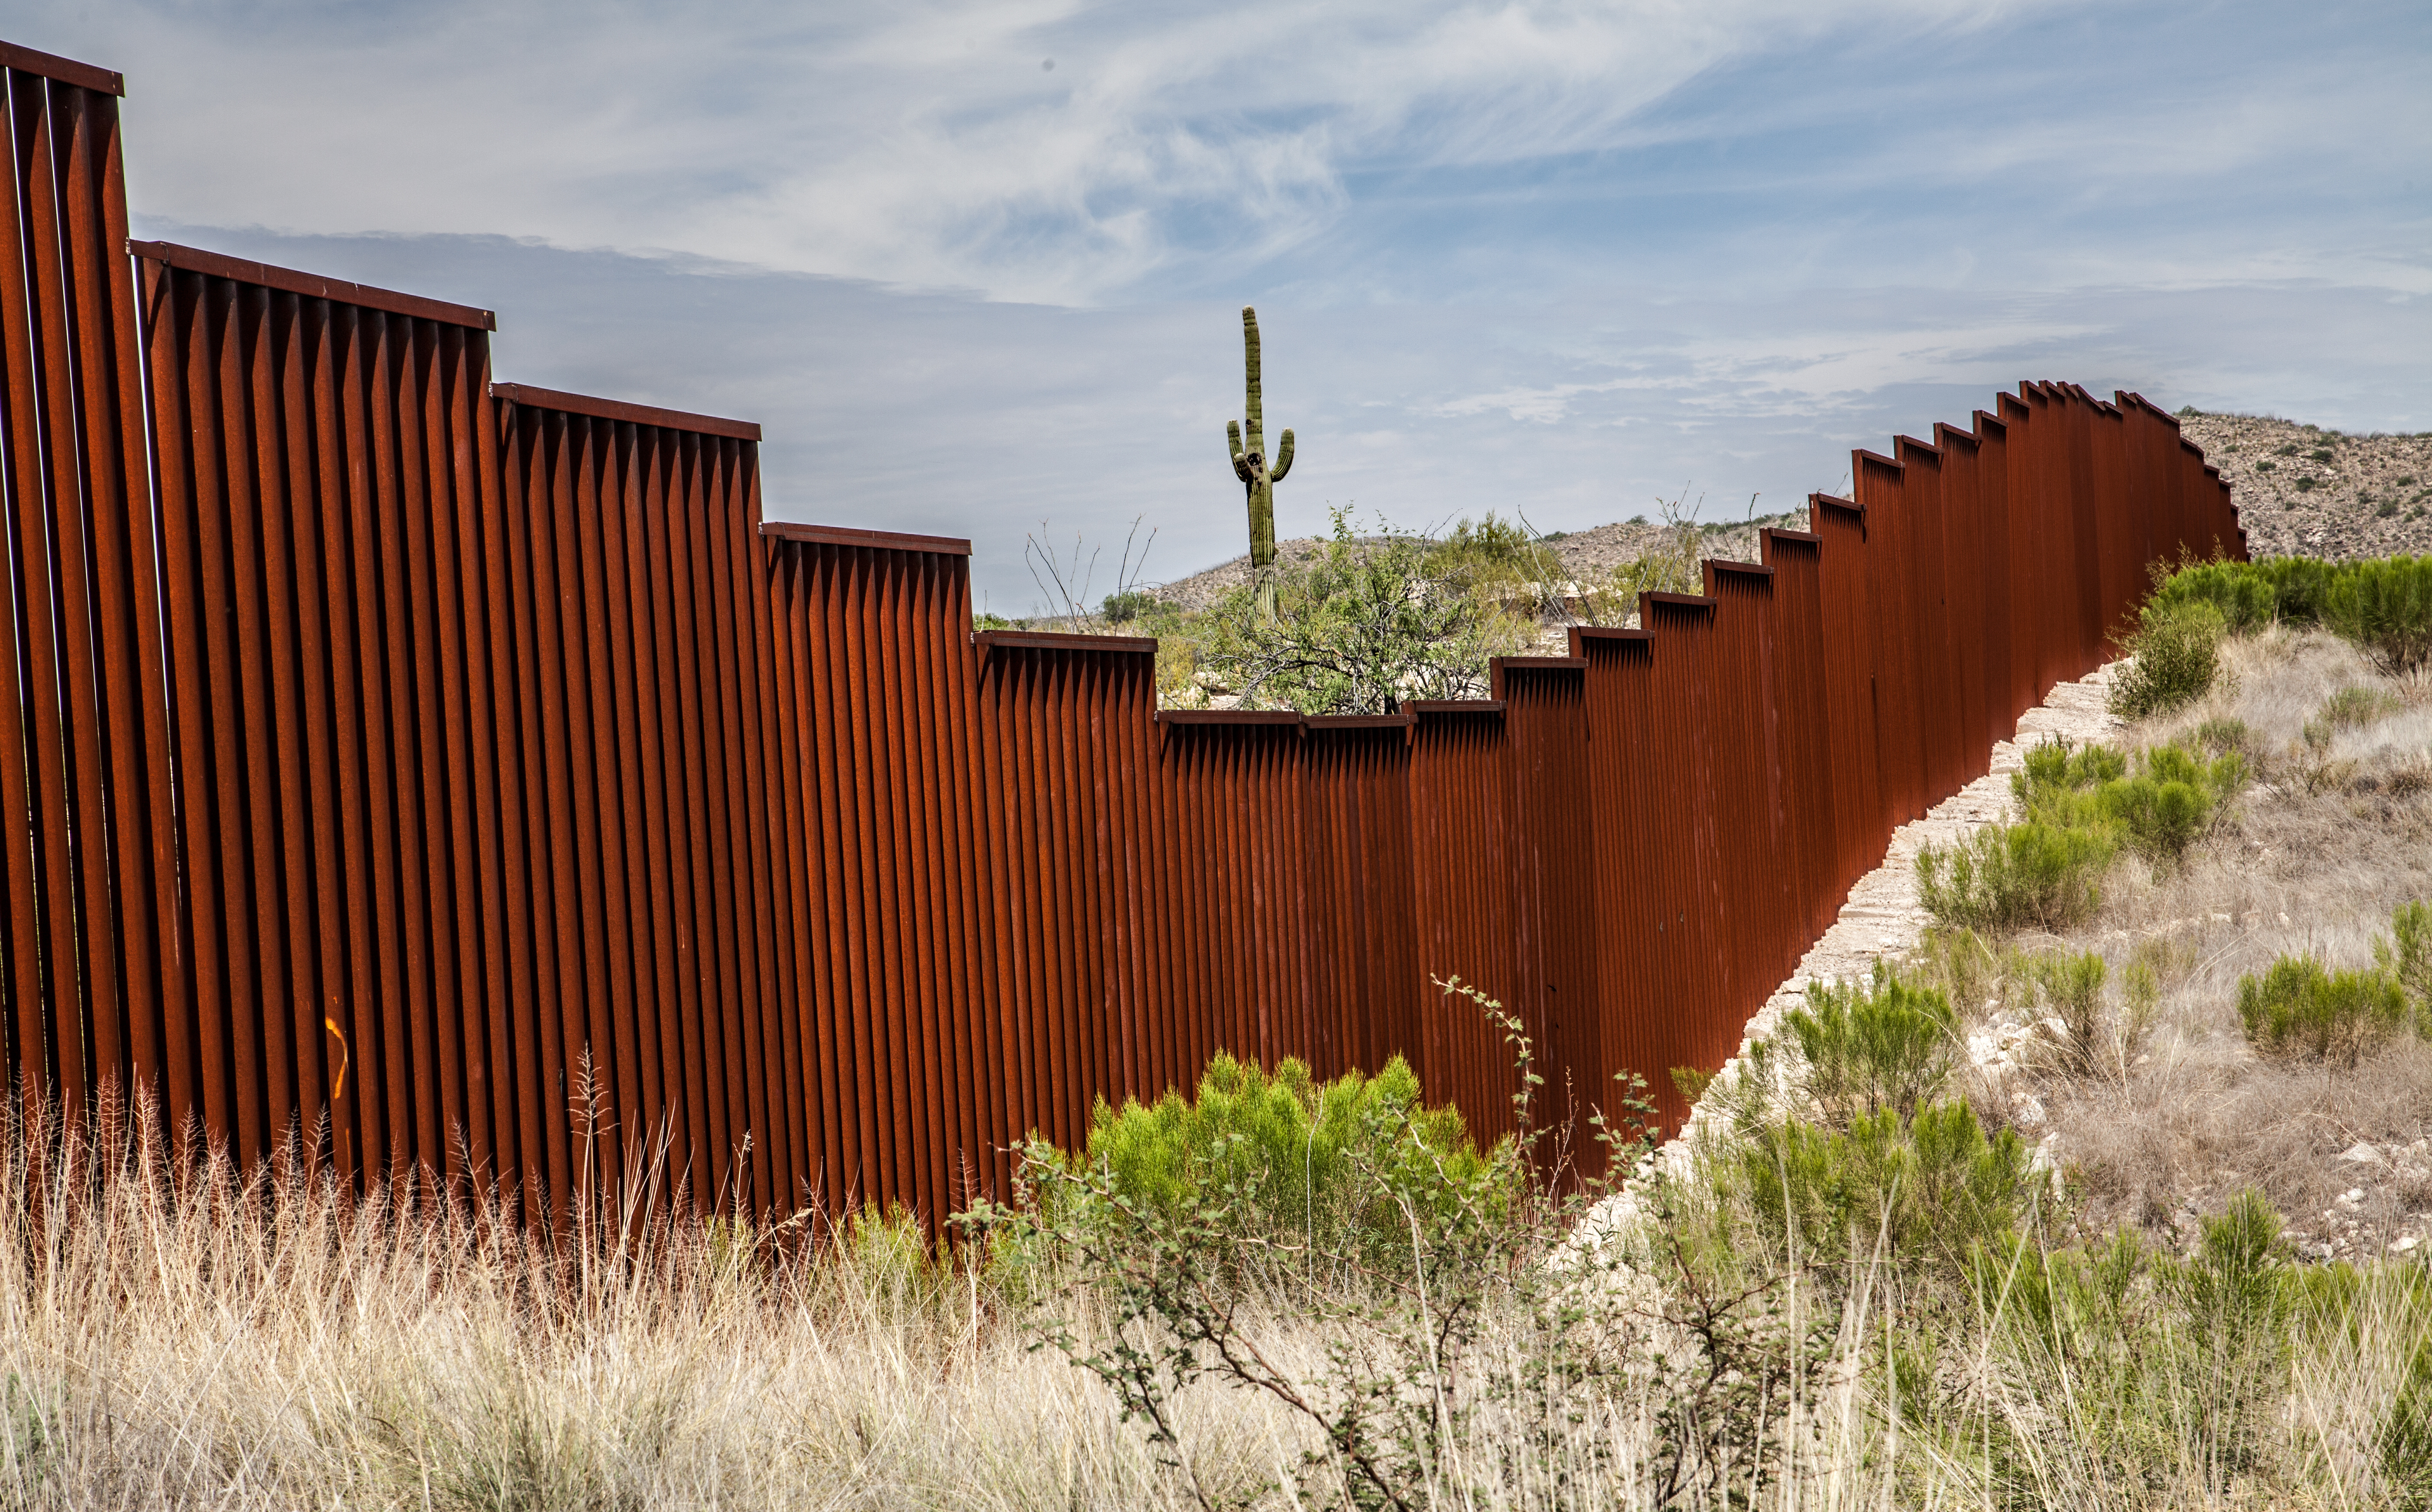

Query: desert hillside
(2178, 409), (2432, 559)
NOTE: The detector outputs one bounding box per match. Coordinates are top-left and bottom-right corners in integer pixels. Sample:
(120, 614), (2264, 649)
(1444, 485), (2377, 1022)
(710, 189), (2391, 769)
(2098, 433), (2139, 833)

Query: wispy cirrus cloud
(44, 0), (2062, 303)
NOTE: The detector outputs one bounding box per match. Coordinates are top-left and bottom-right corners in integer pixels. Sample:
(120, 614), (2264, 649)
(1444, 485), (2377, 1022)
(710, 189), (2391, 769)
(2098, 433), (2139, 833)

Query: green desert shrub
(2148, 559), (2278, 633)
(2323, 554), (2432, 675)
(2235, 954), (2408, 1066)
(1424, 510), (1548, 594)
(2319, 684), (2404, 730)
(1097, 588), (1157, 624)
(2108, 598), (2225, 720)
(1725, 1100), (2032, 1277)
(2379, 899), (2432, 1021)
(1917, 819), (2114, 934)
(2256, 556), (2338, 625)
(1031, 1050), (1501, 1275)
(2194, 715), (2250, 756)
(1779, 963), (1957, 1129)
(2021, 948), (2109, 1071)
(1193, 506), (1533, 713)
(2095, 743), (2247, 870)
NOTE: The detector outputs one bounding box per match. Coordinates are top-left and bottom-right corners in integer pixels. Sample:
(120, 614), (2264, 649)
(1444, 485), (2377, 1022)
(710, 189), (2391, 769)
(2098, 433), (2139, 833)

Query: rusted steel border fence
(2, 36), (2245, 1233)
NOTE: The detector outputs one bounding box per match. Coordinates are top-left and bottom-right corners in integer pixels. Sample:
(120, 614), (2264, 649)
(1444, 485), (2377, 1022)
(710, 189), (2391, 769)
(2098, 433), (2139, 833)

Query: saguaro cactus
(1226, 306), (1294, 570)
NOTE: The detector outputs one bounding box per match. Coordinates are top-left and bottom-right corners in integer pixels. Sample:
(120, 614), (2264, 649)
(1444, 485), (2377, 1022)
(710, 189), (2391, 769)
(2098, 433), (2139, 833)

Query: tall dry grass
(5, 1090), (2425, 1509)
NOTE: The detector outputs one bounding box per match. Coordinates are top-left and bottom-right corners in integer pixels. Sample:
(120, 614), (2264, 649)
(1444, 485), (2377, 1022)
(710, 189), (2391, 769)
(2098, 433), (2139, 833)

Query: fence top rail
(1, 39), (122, 95)
(1158, 709), (1303, 727)
(1643, 590), (1718, 611)
(491, 381), (759, 440)
(130, 239), (496, 330)
(1407, 699), (1506, 717)
(760, 521), (971, 555)
(1764, 527), (1822, 546)
(1306, 712), (1413, 730)
(974, 629), (1156, 656)
(1708, 559), (1773, 581)
(1570, 626), (1653, 649)
(1810, 491), (1863, 517)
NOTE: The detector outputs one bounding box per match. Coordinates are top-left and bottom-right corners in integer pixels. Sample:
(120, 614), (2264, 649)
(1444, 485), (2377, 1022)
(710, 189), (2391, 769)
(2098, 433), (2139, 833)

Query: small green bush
(2235, 954), (2408, 1066)
(2323, 555), (2432, 675)
(2149, 560), (2277, 633)
(2376, 899), (2431, 1023)
(2320, 684), (2403, 731)
(2094, 743), (2246, 869)
(1781, 963), (1957, 1129)
(1917, 819), (2114, 934)
(1038, 1050), (1501, 1275)
(2194, 716), (2249, 756)
(2259, 556), (2337, 624)
(2022, 949), (2108, 1070)
(2108, 599), (2225, 720)
(1098, 588), (1156, 624)
(1728, 1101), (2032, 1276)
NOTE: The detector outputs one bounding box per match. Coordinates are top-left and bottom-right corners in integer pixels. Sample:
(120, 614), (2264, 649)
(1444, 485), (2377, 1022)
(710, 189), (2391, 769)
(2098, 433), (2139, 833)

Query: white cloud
(47, 0), (2028, 304)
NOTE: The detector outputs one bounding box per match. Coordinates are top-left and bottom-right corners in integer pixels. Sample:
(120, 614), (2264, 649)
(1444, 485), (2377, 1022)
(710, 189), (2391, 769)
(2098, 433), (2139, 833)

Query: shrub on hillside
(2108, 598), (2225, 720)
(1724, 1100), (2032, 1277)
(1917, 819), (2115, 934)
(2379, 900), (2432, 1022)
(2236, 954), (2408, 1066)
(1025, 1049), (1503, 1276)
(1192, 506), (1533, 713)
(2149, 559), (2279, 633)
(2008, 736), (2242, 873)
(2324, 555), (2432, 675)
(2096, 743), (2248, 870)
(2023, 948), (2109, 1072)
(1779, 963), (1957, 1129)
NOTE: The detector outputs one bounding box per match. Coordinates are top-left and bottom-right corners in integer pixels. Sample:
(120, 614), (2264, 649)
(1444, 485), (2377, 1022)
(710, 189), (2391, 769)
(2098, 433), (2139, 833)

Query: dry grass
(1, 1099), (1938, 1512)
(1954, 628), (2432, 1257)
(14, 1102), (2424, 1511)
(0, 1105), (1226, 1510)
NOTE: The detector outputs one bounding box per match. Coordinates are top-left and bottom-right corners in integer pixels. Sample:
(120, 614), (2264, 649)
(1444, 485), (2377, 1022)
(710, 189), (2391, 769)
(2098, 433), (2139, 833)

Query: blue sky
(27, 0), (2431, 610)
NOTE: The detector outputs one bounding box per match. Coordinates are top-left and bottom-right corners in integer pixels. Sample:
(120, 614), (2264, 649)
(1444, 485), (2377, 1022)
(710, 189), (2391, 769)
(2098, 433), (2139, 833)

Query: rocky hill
(2179, 410), (2432, 559)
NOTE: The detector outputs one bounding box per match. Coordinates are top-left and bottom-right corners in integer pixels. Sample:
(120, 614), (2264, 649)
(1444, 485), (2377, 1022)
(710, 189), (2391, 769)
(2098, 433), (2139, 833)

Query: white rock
(2340, 1141), (2388, 1166)
(2338, 1188), (2366, 1205)
(2012, 1093), (2048, 1128)
(2391, 1235), (2421, 1255)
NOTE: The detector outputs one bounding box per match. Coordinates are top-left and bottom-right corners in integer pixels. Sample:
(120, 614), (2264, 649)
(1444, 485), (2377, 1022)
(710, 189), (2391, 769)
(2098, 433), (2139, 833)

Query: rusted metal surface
(0, 50), (172, 1140)
(4, 36), (2253, 1238)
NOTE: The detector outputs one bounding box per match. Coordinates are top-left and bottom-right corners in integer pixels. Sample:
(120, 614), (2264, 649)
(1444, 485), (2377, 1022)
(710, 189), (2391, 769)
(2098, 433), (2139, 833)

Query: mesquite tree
(1224, 306), (1294, 570)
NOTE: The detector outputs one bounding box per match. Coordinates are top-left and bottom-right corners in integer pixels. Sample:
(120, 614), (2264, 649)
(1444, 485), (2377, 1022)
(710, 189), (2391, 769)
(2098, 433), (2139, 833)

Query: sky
(23, 0), (2432, 611)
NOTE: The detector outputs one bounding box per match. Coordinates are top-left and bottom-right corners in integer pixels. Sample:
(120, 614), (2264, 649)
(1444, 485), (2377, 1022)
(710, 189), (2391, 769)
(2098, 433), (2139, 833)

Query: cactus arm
(1241, 306), (1264, 454)
(1269, 428), (1294, 484)
(1229, 419), (1253, 482)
